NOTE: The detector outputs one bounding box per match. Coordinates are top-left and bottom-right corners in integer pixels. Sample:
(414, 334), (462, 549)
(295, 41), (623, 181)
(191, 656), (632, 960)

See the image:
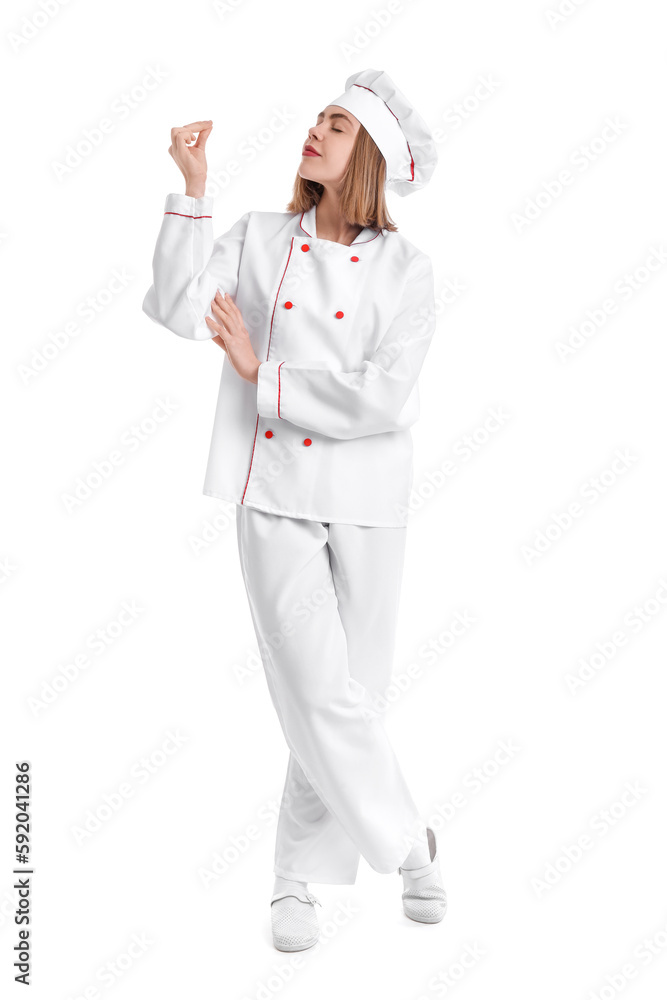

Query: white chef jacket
(142, 193), (437, 527)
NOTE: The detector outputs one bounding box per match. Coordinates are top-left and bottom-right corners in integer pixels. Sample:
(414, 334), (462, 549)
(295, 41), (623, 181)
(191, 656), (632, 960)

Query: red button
(303, 438), (312, 446)
(301, 244), (310, 252)
(350, 256), (359, 262)
(284, 301), (293, 309)
(335, 311), (344, 319)
(265, 430), (273, 438)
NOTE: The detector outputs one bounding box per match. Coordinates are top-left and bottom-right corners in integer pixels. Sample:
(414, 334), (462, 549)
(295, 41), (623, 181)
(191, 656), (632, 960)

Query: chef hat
(327, 67), (438, 197)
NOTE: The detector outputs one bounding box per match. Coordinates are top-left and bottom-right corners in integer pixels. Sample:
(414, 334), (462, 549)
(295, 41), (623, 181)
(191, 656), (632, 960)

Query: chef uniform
(142, 68), (438, 882)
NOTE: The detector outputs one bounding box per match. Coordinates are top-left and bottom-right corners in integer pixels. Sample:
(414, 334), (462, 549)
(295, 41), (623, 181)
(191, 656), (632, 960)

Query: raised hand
(168, 120), (213, 195)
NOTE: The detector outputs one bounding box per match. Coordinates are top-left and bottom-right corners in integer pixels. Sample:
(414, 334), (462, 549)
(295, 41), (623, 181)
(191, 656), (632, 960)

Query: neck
(315, 190), (363, 245)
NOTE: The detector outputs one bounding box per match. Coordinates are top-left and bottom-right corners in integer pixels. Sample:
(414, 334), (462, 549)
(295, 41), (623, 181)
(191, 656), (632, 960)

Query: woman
(142, 68), (446, 951)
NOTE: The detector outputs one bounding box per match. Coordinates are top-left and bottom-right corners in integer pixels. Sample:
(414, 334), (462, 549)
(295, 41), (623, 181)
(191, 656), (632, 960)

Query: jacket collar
(299, 204), (384, 246)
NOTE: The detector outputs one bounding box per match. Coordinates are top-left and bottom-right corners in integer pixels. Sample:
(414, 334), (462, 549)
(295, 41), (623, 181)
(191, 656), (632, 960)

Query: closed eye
(316, 114), (344, 134)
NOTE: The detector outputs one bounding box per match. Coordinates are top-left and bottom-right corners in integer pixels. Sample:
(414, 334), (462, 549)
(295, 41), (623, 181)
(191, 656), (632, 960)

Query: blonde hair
(286, 125), (398, 233)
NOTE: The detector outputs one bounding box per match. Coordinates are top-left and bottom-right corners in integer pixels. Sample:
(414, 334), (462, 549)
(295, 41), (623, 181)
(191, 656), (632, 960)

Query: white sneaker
(397, 827), (447, 923)
(270, 885), (322, 951)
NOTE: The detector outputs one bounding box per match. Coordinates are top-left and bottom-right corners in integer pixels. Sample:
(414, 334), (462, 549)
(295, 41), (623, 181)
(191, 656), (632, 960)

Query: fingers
(207, 303), (227, 337)
(212, 292), (228, 318)
(179, 121), (213, 133)
(193, 124), (213, 149)
(210, 292), (245, 345)
(212, 296), (238, 332)
(211, 296), (227, 321)
(214, 290), (239, 313)
(170, 121), (212, 151)
(205, 315), (224, 336)
(171, 121), (212, 140)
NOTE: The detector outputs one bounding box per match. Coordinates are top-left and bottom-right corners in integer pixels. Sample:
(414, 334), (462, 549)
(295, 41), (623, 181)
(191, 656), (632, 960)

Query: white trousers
(235, 503), (425, 885)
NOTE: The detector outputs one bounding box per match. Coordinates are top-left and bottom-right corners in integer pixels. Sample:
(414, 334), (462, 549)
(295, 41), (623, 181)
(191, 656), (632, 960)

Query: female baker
(142, 67), (446, 952)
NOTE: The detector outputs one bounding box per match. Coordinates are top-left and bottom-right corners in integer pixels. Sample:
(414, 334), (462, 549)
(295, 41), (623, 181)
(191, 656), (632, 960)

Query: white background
(2, 0), (666, 997)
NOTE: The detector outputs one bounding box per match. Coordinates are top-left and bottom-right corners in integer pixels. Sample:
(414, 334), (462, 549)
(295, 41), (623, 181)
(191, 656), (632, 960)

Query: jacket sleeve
(256, 253), (437, 440)
(142, 192), (250, 341)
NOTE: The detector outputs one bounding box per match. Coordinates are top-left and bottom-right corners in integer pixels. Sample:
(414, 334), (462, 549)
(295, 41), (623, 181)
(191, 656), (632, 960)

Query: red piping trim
(299, 210), (310, 236)
(164, 211), (212, 219)
(240, 415), (260, 504)
(277, 361), (284, 418)
(266, 242), (293, 363)
(240, 240), (294, 503)
(299, 207), (382, 244)
(355, 229), (382, 245)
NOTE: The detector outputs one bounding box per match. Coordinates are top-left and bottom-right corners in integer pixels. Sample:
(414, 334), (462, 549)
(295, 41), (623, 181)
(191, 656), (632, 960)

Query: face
(299, 105), (361, 187)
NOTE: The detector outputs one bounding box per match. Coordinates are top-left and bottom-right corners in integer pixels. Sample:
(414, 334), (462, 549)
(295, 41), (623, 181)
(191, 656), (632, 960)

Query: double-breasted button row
(299, 243), (359, 263)
(265, 429), (311, 446)
(284, 300), (344, 318)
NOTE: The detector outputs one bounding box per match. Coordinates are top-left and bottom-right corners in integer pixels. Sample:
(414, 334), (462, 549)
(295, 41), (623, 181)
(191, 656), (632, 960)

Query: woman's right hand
(168, 121), (213, 197)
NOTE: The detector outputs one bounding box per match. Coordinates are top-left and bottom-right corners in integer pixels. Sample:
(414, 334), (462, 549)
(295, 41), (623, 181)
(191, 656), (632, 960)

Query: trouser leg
(235, 503), (423, 883)
(273, 751), (360, 884)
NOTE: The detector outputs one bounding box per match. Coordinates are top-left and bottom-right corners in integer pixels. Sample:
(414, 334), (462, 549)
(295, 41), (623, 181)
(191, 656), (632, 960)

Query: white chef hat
(327, 67), (438, 197)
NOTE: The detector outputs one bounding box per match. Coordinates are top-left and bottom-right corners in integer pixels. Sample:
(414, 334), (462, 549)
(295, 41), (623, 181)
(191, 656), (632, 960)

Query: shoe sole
(403, 910), (446, 923)
(273, 935), (319, 951)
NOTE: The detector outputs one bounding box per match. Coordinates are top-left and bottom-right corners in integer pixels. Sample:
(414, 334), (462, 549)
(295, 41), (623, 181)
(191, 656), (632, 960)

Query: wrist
(185, 183), (206, 198)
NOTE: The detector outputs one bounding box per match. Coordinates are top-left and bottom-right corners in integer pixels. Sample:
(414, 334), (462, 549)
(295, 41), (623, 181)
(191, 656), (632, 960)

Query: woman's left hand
(206, 291), (261, 384)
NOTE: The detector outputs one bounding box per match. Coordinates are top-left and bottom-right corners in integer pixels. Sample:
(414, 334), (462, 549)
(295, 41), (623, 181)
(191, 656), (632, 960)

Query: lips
(303, 145), (321, 157)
